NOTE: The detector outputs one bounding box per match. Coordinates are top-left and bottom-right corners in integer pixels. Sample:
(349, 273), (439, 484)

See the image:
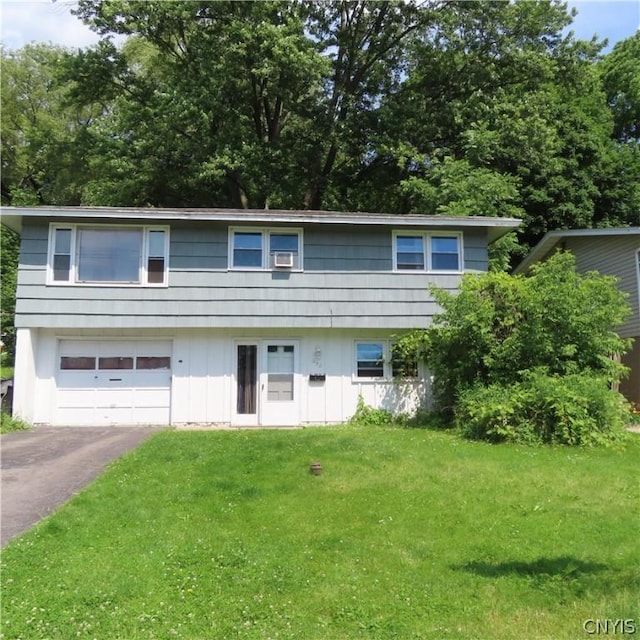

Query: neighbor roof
(514, 227), (640, 274)
(0, 206), (520, 243)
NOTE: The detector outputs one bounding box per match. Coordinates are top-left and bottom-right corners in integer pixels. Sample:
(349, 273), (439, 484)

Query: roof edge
(514, 227), (640, 274)
(1, 206), (521, 239)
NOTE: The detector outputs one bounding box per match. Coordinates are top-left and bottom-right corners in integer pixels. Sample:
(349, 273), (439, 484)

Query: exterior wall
(565, 236), (640, 339)
(12, 328), (38, 422)
(27, 328), (431, 426)
(15, 220), (487, 330)
(620, 338), (640, 406)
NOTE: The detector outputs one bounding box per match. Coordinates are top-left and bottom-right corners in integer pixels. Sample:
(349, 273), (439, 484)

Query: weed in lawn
(1, 427), (638, 640)
(0, 412), (29, 434)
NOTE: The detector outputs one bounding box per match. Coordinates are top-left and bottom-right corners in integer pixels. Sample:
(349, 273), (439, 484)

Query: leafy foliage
(0, 226), (20, 358)
(348, 395), (397, 426)
(2, 2), (638, 238)
(0, 412), (30, 434)
(456, 372), (630, 446)
(394, 251), (632, 445)
(421, 251), (630, 413)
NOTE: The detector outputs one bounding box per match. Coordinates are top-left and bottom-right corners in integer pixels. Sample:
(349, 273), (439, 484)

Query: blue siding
(15, 219), (490, 330)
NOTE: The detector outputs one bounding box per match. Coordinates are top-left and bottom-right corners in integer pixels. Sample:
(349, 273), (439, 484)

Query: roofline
(514, 226), (640, 274)
(0, 206), (521, 242)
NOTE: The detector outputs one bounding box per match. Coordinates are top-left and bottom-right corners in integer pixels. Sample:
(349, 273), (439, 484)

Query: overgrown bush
(455, 371), (630, 446)
(418, 252), (631, 413)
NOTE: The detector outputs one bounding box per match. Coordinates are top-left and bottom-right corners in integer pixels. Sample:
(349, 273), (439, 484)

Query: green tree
(593, 34), (640, 227)
(68, 0), (437, 209)
(0, 44), (96, 206)
(600, 33), (640, 144)
(373, 1), (620, 252)
(414, 252), (630, 413)
(0, 226), (19, 359)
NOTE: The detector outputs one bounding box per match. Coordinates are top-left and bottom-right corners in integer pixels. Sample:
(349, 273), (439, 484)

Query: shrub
(455, 372), (630, 446)
(407, 252), (631, 414)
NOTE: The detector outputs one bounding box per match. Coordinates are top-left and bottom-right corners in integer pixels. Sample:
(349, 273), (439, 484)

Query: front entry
(233, 340), (299, 426)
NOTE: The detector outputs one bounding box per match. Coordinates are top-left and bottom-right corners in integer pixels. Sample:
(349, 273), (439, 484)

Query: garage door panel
(99, 408), (134, 424)
(58, 372), (98, 389)
(133, 388), (172, 407)
(133, 371), (171, 387)
(58, 389), (96, 408)
(56, 339), (172, 426)
(95, 388), (135, 406)
(96, 373), (136, 387)
(56, 408), (101, 426)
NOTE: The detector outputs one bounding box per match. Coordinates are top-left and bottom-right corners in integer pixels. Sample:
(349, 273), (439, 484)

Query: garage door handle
(109, 378), (122, 382)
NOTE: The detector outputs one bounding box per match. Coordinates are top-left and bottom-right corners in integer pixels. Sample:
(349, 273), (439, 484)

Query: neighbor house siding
(564, 236), (640, 339)
(15, 219), (477, 330)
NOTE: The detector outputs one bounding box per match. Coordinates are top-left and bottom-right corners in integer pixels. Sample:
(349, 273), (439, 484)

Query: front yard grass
(1, 427), (638, 639)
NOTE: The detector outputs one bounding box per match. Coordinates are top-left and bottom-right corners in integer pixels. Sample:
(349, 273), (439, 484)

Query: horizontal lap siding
(566, 236), (640, 338)
(16, 220), (477, 329)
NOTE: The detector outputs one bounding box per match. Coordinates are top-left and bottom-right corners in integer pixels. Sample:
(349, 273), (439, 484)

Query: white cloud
(1, 0), (101, 50)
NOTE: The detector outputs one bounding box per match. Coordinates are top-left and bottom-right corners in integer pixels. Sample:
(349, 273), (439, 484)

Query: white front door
(260, 341), (299, 426)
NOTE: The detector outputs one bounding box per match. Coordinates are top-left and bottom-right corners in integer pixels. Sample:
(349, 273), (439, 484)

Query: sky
(1, 0), (639, 52)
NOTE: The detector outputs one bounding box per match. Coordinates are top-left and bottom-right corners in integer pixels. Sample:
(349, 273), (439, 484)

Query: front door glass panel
(237, 345), (257, 414)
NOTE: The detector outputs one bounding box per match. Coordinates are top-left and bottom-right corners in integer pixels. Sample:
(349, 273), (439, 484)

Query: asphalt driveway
(1, 426), (163, 547)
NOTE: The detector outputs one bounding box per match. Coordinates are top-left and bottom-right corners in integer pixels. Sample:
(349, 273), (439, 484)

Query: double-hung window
(356, 342), (385, 378)
(48, 224), (169, 286)
(355, 341), (420, 380)
(393, 232), (462, 272)
(229, 228), (302, 270)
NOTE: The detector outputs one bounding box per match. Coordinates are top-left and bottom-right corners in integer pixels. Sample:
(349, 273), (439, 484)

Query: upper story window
(229, 228), (302, 270)
(393, 232), (462, 272)
(48, 224), (169, 286)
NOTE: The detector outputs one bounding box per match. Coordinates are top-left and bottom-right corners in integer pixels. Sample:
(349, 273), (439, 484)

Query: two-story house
(2, 207), (519, 427)
(515, 227), (640, 406)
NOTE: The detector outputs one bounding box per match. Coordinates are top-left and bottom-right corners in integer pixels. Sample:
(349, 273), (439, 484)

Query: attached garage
(56, 340), (172, 426)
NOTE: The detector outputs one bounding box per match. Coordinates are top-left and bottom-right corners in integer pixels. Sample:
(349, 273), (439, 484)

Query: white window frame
(47, 224), (170, 287)
(228, 227), (303, 271)
(353, 340), (421, 381)
(393, 231), (463, 273)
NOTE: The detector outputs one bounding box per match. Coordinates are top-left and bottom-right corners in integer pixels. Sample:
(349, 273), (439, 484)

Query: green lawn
(1, 427), (638, 640)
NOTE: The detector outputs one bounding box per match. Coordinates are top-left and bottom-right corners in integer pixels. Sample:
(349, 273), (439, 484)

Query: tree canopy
(1, 0), (639, 258)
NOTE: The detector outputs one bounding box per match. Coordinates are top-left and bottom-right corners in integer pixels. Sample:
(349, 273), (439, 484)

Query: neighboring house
(515, 227), (640, 405)
(2, 207), (519, 427)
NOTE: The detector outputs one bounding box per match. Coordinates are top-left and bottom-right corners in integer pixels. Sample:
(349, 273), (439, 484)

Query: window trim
(47, 224), (169, 287)
(354, 340), (421, 381)
(392, 231), (463, 273)
(228, 227), (303, 271)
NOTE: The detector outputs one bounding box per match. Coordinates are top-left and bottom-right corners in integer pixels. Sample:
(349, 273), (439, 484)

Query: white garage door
(56, 340), (172, 426)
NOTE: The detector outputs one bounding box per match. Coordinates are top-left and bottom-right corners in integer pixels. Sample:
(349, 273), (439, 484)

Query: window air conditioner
(274, 252), (294, 268)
